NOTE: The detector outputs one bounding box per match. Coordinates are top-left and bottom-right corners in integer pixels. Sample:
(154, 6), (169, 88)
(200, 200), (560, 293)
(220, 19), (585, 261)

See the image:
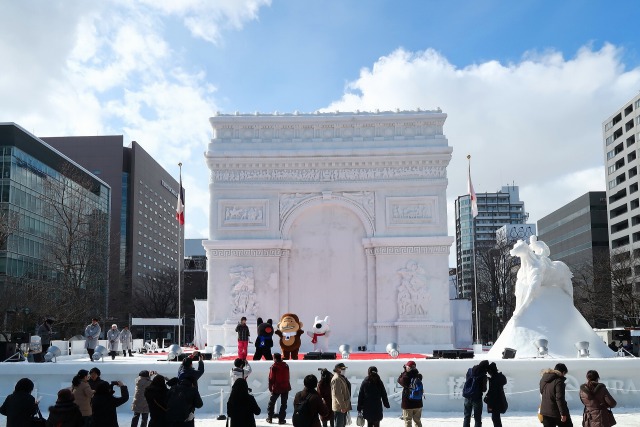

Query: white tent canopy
(131, 318), (181, 326)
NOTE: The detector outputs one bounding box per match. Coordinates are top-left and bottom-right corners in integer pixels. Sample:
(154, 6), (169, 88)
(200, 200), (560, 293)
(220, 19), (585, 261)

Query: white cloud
(137, 0), (271, 44)
(326, 45), (640, 265)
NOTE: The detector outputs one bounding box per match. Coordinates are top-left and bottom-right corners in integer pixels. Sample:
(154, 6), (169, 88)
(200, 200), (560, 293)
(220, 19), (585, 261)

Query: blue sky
(2, 0), (640, 264)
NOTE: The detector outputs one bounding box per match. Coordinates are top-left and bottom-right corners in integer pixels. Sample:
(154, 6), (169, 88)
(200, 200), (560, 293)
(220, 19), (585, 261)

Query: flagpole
(468, 154), (481, 346)
(177, 162), (182, 348)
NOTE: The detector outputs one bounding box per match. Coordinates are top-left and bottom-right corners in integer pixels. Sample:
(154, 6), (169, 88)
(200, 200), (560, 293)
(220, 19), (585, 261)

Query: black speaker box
(458, 350), (474, 359)
(441, 350), (459, 359)
(321, 352), (336, 360)
(502, 348), (517, 359)
(303, 352), (322, 360)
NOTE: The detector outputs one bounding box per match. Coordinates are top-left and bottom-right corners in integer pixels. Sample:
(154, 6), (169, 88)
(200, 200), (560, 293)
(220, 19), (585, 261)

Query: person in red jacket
(267, 353), (291, 424)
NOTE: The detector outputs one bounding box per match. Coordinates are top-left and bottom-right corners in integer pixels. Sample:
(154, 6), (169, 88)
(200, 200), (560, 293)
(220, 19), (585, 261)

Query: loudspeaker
(432, 350), (444, 358)
(458, 350), (474, 359)
(303, 352), (322, 360)
(441, 350), (458, 359)
(321, 352), (336, 360)
(502, 348), (517, 359)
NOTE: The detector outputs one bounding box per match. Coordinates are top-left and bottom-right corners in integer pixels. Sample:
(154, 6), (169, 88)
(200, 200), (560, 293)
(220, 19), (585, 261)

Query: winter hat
(406, 361), (416, 368)
(335, 362), (347, 371)
(56, 388), (75, 403)
(139, 370), (150, 378)
(111, 324), (117, 328)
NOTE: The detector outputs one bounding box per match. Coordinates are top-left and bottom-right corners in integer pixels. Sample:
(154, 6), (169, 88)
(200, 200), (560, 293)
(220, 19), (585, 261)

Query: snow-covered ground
(2, 410), (640, 427)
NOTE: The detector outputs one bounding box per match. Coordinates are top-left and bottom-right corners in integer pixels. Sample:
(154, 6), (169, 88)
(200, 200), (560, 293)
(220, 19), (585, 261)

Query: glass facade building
(454, 185), (527, 298)
(0, 123), (110, 331)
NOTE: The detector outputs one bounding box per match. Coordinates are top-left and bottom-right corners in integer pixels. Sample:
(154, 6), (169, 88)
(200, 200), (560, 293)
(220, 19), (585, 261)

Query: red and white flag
(467, 163), (478, 218)
(176, 172), (185, 226)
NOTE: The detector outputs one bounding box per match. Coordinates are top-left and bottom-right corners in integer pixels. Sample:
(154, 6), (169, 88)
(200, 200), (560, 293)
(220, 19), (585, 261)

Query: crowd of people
(1, 318), (618, 426)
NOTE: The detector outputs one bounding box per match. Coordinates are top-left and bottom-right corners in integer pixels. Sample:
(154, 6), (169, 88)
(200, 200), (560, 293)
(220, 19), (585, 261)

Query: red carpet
(142, 350), (426, 361)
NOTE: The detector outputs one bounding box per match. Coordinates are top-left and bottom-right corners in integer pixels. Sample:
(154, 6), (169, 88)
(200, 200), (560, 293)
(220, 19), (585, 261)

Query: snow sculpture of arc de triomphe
(203, 110), (454, 352)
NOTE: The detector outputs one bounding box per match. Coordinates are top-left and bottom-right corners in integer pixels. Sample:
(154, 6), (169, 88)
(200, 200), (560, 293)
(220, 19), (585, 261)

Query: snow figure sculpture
(230, 266), (258, 316)
(487, 236), (615, 358)
(511, 236), (573, 317)
(397, 260), (429, 319)
(306, 315), (331, 352)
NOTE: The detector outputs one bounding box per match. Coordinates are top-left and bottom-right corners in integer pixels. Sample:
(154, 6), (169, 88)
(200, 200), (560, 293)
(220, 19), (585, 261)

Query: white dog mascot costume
(307, 315), (331, 352)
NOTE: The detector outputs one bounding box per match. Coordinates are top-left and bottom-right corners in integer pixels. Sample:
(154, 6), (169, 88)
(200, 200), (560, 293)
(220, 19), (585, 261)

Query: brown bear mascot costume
(274, 313), (304, 360)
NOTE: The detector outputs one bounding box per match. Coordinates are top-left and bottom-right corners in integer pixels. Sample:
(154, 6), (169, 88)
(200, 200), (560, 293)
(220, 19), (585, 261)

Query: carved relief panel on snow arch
(230, 266), (259, 317)
(218, 199), (269, 230)
(397, 260), (430, 319)
(386, 196), (438, 227)
(279, 191), (375, 224)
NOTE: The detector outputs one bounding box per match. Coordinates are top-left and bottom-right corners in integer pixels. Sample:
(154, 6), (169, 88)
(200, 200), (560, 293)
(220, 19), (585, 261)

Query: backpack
(292, 393), (313, 427)
(462, 367), (480, 399)
(408, 376), (424, 400)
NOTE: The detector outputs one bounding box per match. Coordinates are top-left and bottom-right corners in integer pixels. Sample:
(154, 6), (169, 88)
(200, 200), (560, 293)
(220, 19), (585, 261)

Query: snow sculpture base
(373, 321), (454, 353)
(487, 286), (615, 359)
(204, 317), (258, 352)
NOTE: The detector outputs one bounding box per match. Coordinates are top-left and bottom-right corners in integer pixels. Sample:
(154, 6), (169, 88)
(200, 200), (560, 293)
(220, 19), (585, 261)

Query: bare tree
(36, 163), (109, 335)
(133, 269), (179, 318)
(475, 240), (519, 342)
(569, 249), (613, 328)
(609, 248), (640, 327)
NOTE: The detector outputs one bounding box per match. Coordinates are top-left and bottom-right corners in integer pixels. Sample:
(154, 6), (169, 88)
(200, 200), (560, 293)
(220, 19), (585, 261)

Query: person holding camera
(178, 351), (205, 390)
(230, 357), (253, 385)
(91, 380), (129, 427)
(131, 370), (152, 427)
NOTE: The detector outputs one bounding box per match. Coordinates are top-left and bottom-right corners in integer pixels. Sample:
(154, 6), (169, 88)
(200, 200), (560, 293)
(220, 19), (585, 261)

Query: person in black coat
(0, 377), (38, 427)
(484, 362), (508, 427)
(177, 352), (205, 390)
(357, 366), (390, 427)
(166, 377), (203, 427)
(46, 388), (83, 427)
(317, 368), (334, 427)
(226, 378), (260, 427)
(145, 374), (169, 427)
(91, 381), (129, 427)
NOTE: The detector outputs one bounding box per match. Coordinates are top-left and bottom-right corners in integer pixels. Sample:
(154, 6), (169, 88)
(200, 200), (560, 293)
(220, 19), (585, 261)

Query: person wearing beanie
(357, 366), (390, 427)
(46, 388), (83, 427)
(539, 363), (572, 427)
(72, 369), (95, 424)
(293, 374), (330, 427)
(107, 324), (120, 360)
(131, 370), (152, 427)
(398, 361), (423, 427)
(485, 362), (508, 427)
(331, 363), (352, 427)
(267, 353), (291, 424)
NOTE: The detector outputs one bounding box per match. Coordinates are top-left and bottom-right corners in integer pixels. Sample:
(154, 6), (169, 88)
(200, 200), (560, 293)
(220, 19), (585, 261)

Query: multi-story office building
(603, 93), (640, 259)
(0, 123), (110, 332)
(537, 191), (610, 326)
(43, 136), (182, 325)
(454, 185), (528, 298)
(183, 239), (207, 342)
